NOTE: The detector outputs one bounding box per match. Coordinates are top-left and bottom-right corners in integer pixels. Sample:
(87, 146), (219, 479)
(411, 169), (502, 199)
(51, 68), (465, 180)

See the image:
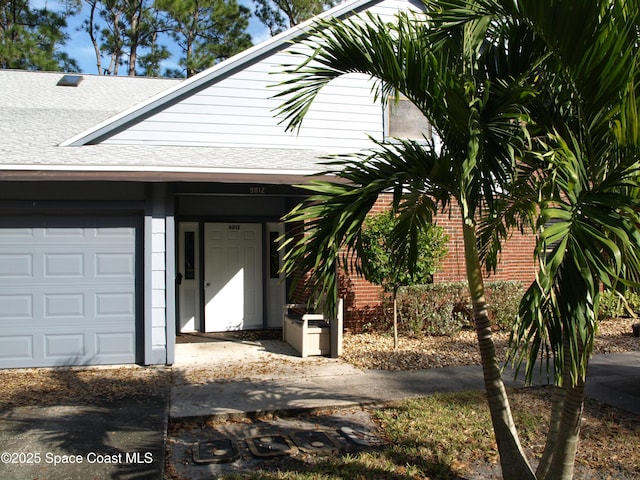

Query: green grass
(219, 388), (640, 480)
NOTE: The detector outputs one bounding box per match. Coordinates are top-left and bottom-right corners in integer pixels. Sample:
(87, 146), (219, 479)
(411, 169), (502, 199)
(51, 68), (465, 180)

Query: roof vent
(57, 74), (84, 87)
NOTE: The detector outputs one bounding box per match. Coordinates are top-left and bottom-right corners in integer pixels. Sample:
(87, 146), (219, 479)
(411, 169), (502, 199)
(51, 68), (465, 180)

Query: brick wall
(432, 202), (537, 284)
(338, 194), (538, 331)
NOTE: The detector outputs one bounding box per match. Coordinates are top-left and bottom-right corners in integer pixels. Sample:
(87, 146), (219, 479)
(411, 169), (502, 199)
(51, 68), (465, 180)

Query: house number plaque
(249, 186), (266, 194)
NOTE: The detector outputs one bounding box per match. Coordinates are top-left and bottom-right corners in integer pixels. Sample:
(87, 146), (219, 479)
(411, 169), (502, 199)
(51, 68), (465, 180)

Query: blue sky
(34, 0), (271, 75)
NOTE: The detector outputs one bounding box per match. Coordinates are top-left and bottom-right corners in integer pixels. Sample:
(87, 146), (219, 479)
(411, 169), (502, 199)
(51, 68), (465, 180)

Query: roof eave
(0, 166), (335, 184)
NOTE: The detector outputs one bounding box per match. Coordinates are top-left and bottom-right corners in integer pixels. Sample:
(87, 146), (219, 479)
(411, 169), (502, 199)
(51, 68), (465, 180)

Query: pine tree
(254, 0), (339, 35)
(0, 0), (79, 71)
(158, 0), (252, 77)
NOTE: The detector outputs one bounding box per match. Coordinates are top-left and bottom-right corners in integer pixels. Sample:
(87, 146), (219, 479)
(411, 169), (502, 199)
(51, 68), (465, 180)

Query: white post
(331, 298), (344, 358)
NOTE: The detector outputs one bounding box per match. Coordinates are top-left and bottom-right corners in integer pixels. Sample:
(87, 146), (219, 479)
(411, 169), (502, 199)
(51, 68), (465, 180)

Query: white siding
(368, 0), (420, 18)
(103, 0), (420, 154)
(151, 216), (166, 360)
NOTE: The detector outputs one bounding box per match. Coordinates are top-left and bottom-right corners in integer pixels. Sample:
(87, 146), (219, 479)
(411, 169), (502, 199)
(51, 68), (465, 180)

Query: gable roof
(61, 0), (406, 147)
(1, 70), (180, 148)
(0, 69), (326, 182)
(1, 0), (419, 182)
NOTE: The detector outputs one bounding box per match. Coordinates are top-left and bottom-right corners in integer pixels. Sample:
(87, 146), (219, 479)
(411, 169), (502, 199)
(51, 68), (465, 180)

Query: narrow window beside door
(185, 231), (195, 280)
(269, 231), (280, 279)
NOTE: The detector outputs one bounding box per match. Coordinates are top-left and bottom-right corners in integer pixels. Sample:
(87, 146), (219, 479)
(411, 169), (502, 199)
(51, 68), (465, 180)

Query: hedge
(369, 283), (637, 336)
(378, 281), (525, 336)
(598, 289), (640, 319)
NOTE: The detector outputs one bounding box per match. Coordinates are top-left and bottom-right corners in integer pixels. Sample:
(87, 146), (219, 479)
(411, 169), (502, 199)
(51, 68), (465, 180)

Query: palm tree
(274, 1), (640, 479)
(273, 8), (539, 479)
(438, 1), (640, 478)
(460, 1), (640, 478)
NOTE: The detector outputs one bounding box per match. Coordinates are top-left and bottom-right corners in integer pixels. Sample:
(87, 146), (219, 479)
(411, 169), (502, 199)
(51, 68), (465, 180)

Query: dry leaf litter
(0, 317), (638, 480)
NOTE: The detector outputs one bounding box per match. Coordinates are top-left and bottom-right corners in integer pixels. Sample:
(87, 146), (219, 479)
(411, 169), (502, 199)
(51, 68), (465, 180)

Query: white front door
(178, 222), (200, 332)
(204, 223), (263, 332)
(266, 222), (286, 328)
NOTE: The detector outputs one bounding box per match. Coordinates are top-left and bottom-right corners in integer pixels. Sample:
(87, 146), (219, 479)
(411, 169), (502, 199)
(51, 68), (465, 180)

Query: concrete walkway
(168, 342), (640, 478)
(171, 339), (640, 419)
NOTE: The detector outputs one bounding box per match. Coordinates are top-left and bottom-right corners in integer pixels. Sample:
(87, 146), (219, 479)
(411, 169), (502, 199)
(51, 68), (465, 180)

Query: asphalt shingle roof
(0, 70), (331, 181)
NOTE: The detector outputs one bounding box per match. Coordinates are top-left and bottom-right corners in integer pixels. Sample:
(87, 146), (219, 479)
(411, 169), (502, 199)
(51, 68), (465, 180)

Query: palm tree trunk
(544, 336), (586, 480)
(393, 292), (399, 349)
(462, 223), (536, 480)
(535, 384), (565, 478)
(545, 378), (584, 479)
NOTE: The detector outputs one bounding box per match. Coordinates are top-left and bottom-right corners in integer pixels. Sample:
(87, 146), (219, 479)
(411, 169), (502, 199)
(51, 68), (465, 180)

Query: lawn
(218, 387), (640, 480)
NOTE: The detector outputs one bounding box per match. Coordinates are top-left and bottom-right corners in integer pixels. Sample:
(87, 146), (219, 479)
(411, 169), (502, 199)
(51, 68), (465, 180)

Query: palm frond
(281, 139), (446, 316)
(274, 2), (538, 317)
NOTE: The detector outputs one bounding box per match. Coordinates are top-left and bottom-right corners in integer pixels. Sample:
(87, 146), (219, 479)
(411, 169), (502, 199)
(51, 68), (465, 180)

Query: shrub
(395, 283), (470, 336)
(360, 211), (449, 292)
(627, 291), (640, 314)
(598, 289), (640, 319)
(485, 281), (525, 330)
(383, 281), (524, 336)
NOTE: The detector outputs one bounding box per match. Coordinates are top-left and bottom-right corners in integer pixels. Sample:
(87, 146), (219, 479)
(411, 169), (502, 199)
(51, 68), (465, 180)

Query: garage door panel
(0, 254), (33, 277)
(0, 227), (35, 240)
(45, 334), (85, 359)
(0, 336), (33, 361)
(0, 289), (136, 321)
(0, 294), (33, 319)
(43, 331), (135, 361)
(95, 226), (137, 238)
(0, 325), (137, 368)
(95, 252), (135, 277)
(44, 253), (84, 277)
(43, 227), (86, 238)
(95, 332), (135, 357)
(44, 293), (85, 318)
(0, 215), (140, 368)
(95, 291), (135, 317)
(0, 253), (136, 284)
(39, 290), (135, 322)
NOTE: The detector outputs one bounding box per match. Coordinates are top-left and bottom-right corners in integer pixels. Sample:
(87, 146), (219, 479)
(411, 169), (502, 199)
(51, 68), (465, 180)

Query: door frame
(177, 219), (287, 333)
(265, 222), (286, 328)
(177, 222), (201, 333)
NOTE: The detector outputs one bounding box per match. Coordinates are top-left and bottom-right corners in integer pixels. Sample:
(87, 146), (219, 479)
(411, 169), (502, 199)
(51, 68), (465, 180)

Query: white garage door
(0, 216), (140, 368)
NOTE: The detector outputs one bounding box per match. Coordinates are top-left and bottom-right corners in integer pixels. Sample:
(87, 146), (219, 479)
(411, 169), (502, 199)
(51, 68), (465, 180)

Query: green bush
(396, 283), (470, 336)
(598, 289), (640, 319)
(627, 291), (640, 314)
(485, 281), (526, 330)
(360, 211), (449, 291)
(383, 281), (524, 336)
